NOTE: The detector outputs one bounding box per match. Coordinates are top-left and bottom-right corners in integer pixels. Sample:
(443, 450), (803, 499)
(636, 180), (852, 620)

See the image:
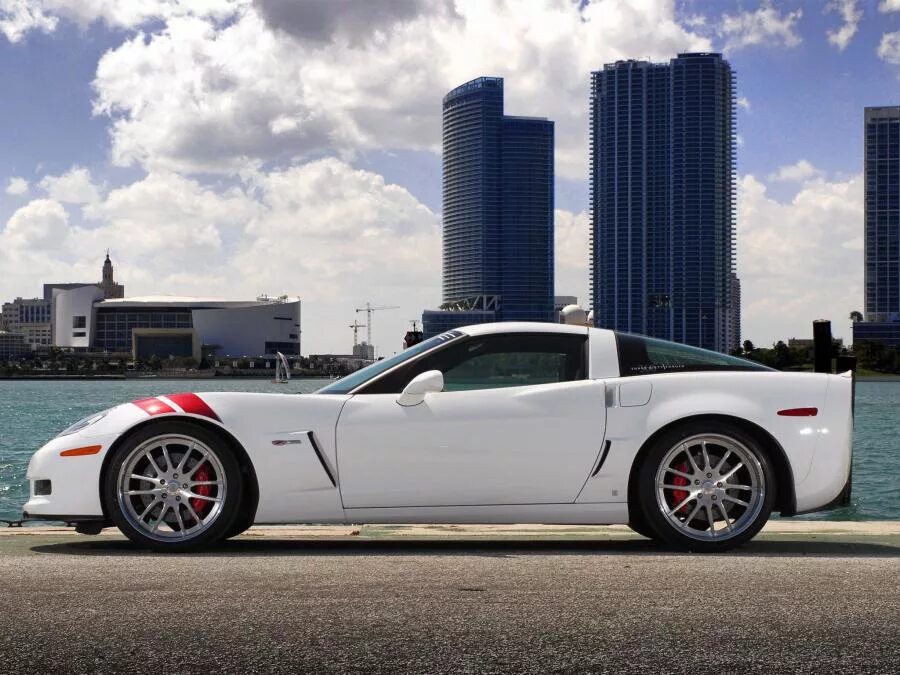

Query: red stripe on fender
(166, 393), (221, 422)
(132, 397), (176, 416)
(777, 407), (818, 417)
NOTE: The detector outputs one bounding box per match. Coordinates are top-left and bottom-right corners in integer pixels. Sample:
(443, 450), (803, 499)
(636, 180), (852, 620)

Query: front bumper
(23, 431), (121, 519)
(22, 403), (148, 519)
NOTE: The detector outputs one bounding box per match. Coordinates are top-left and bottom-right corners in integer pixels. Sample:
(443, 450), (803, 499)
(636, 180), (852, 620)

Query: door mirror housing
(397, 370), (444, 407)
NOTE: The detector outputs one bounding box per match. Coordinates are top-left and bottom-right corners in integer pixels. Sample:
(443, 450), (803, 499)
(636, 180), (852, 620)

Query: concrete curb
(3, 521), (899, 538)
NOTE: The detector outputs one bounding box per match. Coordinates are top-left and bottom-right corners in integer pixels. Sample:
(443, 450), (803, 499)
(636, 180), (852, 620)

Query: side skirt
(341, 502), (629, 525)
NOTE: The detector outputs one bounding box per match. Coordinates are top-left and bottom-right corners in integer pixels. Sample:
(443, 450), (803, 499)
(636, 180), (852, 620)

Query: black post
(835, 355), (857, 373)
(813, 320), (832, 373)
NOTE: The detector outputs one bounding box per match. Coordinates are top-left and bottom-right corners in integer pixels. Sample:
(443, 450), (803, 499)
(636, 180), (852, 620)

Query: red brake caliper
(190, 463), (212, 516)
(671, 461), (690, 513)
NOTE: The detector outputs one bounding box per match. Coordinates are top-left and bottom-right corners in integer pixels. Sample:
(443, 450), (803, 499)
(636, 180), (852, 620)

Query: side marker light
(60, 445), (103, 457)
(777, 408), (818, 417)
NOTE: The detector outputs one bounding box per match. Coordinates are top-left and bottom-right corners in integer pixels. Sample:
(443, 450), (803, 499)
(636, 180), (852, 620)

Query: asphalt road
(1, 532), (899, 674)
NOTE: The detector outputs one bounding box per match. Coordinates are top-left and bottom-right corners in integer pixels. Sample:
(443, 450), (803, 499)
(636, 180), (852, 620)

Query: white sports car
(23, 323), (853, 552)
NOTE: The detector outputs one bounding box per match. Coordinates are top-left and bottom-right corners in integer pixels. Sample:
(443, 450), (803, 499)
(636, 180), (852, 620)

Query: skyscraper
(423, 77), (555, 336)
(590, 53), (738, 353)
(855, 106), (900, 348)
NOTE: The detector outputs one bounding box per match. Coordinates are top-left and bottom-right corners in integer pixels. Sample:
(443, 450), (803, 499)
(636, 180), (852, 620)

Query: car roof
(458, 322), (611, 338)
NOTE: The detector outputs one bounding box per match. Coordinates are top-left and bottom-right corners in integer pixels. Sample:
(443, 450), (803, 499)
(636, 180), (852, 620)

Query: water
(1, 379), (898, 522)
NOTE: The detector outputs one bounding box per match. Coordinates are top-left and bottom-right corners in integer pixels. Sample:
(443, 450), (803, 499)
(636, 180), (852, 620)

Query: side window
(615, 332), (771, 376)
(359, 333), (586, 394)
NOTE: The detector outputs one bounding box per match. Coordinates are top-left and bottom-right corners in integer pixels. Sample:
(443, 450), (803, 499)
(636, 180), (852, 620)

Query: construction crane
(348, 320), (366, 347)
(355, 302), (399, 354)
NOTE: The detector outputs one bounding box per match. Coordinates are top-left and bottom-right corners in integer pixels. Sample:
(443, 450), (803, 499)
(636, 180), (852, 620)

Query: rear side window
(616, 332), (771, 376)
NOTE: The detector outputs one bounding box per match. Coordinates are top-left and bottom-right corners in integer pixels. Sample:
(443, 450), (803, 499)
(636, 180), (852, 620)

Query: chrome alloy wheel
(654, 433), (765, 542)
(116, 434), (226, 541)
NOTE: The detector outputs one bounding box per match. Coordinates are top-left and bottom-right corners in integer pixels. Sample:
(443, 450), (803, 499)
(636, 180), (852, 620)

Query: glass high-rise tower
(423, 77), (555, 337)
(590, 53), (739, 353)
(855, 106), (900, 348)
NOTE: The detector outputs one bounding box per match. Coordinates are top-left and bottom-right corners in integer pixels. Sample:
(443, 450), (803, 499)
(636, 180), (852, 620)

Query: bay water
(1, 379), (897, 522)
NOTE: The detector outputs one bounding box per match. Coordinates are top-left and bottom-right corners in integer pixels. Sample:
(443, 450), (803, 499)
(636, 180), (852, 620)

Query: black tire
(627, 510), (658, 540)
(635, 420), (776, 553)
(223, 507), (255, 540)
(103, 421), (243, 552)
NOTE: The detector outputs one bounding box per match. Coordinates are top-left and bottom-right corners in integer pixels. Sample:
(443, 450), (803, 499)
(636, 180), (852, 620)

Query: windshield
(316, 331), (464, 394)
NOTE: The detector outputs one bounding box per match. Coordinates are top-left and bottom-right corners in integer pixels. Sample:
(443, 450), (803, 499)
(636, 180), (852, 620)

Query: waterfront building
(352, 342), (375, 360)
(855, 106), (900, 348)
(0, 331), (27, 361)
(423, 76), (555, 337)
(51, 292), (301, 360)
(0, 297), (52, 348)
(98, 252), (125, 299)
(590, 53), (739, 353)
(35, 253), (127, 345)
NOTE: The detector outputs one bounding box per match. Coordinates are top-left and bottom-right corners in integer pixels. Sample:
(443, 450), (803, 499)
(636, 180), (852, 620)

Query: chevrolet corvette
(23, 322), (853, 552)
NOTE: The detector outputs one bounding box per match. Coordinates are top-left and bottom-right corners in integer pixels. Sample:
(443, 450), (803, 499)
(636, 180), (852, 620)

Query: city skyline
(1, 1), (900, 353)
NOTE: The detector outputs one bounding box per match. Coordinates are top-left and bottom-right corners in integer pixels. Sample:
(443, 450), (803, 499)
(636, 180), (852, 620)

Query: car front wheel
(636, 422), (776, 552)
(103, 421), (242, 552)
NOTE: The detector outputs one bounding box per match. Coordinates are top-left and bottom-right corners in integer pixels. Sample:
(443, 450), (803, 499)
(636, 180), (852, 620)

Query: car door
(336, 333), (607, 508)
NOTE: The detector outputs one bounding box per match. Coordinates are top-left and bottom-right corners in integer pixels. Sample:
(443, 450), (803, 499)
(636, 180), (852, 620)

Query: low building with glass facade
(0, 297), (52, 348)
(52, 293), (301, 359)
(0, 331), (27, 361)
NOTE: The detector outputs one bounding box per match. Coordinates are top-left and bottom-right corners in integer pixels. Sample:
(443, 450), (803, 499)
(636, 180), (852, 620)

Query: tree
(849, 311), (863, 323)
(742, 339), (755, 355)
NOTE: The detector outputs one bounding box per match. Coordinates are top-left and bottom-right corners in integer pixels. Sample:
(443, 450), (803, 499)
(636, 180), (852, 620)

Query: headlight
(56, 410), (110, 437)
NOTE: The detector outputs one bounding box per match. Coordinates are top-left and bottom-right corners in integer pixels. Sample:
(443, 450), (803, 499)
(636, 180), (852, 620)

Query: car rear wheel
(103, 421), (242, 552)
(636, 421), (776, 552)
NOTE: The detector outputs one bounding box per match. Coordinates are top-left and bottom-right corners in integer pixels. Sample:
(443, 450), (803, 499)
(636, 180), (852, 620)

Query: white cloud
(2, 197), (69, 248)
(737, 96), (751, 111)
(737, 168), (862, 345)
(0, 0), (56, 43)
(39, 166), (103, 205)
(826, 0), (861, 51)
(878, 30), (900, 64)
(5, 176), (28, 195)
(720, 2), (802, 51)
(554, 208), (590, 306)
(768, 159), (822, 182)
(879, 0), (900, 12)
(1, 159), (440, 354)
(87, 0), (710, 180)
(0, 199), (73, 294)
(2, 0), (245, 43)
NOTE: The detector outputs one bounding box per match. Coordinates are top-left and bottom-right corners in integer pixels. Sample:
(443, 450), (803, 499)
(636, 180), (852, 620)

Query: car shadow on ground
(28, 536), (900, 558)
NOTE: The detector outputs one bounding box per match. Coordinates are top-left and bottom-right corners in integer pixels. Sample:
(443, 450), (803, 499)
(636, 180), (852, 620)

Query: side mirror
(397, 370), (444, 407)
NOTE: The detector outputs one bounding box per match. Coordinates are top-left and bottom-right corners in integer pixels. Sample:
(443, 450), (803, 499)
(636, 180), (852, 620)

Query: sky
(0, 0), (898, 355)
